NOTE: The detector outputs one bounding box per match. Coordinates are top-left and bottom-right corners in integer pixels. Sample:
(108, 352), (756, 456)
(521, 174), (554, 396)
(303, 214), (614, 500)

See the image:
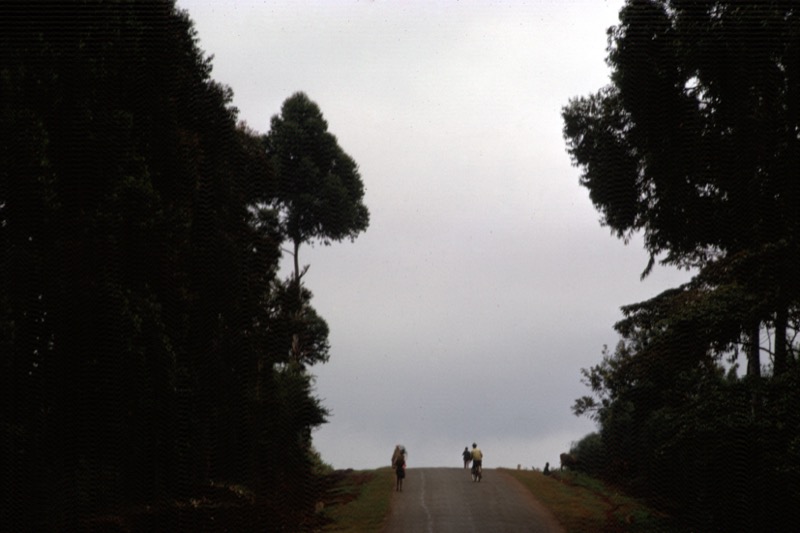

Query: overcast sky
(175, 0), (693, 470)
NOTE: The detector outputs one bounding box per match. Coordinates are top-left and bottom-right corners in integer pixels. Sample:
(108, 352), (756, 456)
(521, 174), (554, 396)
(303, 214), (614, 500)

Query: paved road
(383, 468), (565, 533)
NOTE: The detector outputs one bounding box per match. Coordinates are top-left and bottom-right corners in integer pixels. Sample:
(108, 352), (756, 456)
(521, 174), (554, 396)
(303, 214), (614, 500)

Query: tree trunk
(291, 239), (303, 364)
(293, 239), (301, 284)
(747, 323), (761, 378)
(773, 306), (788, 376)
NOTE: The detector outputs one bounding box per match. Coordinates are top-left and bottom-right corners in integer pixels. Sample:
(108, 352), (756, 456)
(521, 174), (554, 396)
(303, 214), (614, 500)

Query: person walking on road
(393, 447), (406, 491)
(462, 446), (472, 469)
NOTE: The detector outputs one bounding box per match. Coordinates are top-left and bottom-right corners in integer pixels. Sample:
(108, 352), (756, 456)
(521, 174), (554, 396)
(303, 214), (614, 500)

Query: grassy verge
(503, 469), (683, 532)
(320, 467), (395, 531)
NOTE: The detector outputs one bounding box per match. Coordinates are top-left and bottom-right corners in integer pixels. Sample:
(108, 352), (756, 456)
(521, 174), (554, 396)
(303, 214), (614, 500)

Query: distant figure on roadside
(394, 448), (406, 491)
(462, 446), (472, 469)
(543, 462), (551, 475)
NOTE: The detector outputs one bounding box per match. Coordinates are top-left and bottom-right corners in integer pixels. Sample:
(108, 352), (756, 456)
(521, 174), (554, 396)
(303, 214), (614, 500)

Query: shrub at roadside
(320, 468), (394, 532)
(505, 468), (683, 533)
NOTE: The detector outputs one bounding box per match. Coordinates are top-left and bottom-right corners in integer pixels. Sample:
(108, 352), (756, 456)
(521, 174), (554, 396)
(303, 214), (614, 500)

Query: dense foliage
(563, 1), (800, 531)
(1, 2), (361, 529)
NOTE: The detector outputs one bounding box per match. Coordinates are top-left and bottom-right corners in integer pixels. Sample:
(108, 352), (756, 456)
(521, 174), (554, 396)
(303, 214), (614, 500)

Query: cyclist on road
(470, 443), (483, 481)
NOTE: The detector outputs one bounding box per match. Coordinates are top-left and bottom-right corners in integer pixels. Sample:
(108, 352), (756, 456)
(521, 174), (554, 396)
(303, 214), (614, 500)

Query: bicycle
(471, 462), (482, 482)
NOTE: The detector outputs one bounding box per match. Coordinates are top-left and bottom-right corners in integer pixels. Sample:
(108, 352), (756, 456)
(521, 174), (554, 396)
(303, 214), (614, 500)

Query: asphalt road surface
(383, 468), (565, 532)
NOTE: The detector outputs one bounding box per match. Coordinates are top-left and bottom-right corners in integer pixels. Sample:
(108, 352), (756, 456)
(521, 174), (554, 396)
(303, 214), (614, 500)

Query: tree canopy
(266, 92), (370, 281)
(564, 0), (799, 275)
(563, 0), (800, 374)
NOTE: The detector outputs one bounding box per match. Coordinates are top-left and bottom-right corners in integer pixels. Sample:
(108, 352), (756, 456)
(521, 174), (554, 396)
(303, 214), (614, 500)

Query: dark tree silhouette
(1, 2), (335, 529)
(563, 2), (800, 530)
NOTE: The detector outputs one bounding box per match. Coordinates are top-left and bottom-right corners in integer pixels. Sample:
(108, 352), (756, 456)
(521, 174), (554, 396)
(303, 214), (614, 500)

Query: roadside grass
(321, 467), (395, 531)
(503, 468), (684, 533)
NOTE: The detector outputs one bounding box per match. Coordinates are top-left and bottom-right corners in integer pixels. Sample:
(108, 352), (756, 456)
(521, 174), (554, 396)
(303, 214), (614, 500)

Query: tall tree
(265, 92), (370, 283)
(264, 92), (368, 365)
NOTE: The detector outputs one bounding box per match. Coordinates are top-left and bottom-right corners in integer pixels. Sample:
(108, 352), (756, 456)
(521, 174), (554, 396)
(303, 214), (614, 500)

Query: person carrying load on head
(391, 444), (407, 491)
